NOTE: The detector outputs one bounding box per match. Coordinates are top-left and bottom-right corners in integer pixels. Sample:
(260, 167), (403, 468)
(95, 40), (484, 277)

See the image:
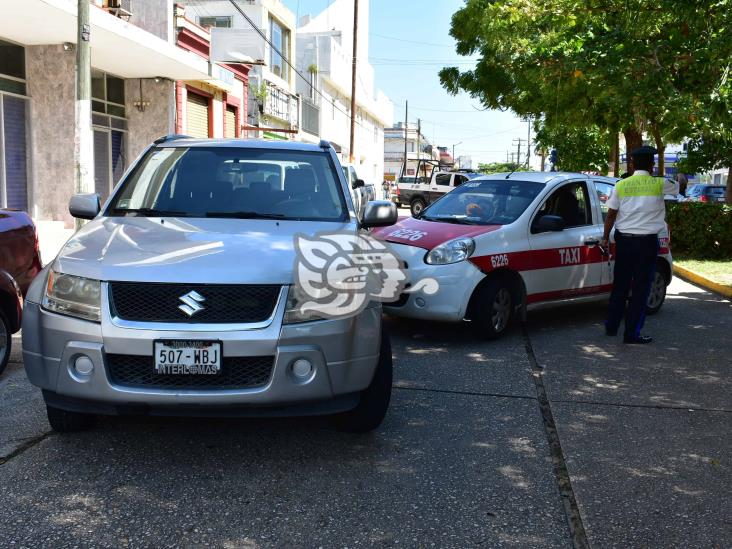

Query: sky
(281, 0), (533, 168)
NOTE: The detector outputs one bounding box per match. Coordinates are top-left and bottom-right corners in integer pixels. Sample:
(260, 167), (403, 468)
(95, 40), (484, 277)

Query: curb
(673, 264), (732, 299)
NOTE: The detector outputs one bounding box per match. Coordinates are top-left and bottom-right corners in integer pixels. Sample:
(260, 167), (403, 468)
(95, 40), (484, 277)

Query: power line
(369, 32), (455, 48)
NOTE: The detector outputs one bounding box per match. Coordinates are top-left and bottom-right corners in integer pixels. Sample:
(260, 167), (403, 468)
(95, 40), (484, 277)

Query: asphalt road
(0, 277), (729, 548)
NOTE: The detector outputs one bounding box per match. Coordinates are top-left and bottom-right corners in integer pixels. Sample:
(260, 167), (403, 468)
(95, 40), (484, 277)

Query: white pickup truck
(395, 170), (483, 216)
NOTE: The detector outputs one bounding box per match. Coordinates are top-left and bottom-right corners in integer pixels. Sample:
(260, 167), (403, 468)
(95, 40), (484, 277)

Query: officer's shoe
(623, 335), (653, 344)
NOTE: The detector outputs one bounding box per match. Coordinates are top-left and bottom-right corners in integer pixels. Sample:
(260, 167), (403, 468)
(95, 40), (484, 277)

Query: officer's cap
(631, 145), (658, 159)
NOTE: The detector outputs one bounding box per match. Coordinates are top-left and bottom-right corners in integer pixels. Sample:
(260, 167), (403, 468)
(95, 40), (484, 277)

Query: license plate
(154, 340), (221, 375)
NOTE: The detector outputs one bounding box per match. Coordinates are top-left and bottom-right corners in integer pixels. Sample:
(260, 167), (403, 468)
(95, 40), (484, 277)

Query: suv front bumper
(22, 297), (381, 416)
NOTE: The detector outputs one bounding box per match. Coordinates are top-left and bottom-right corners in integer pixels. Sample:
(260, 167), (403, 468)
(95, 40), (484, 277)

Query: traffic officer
(601, 146), (678, 344)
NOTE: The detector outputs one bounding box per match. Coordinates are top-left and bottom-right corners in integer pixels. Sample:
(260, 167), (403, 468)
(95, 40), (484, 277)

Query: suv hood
(55, 217), (352, 284)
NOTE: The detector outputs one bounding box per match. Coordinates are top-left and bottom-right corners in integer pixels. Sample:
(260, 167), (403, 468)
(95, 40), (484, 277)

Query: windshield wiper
(114, 208), (190, 217)
(421, 215), (480, 225)
(205, 211), (287, 219)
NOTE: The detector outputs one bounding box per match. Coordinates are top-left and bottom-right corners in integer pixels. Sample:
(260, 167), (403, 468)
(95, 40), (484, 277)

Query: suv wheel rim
(413, 202), (423, 214)
(491, 288), (511, 332)
(647, 272), (665, 308)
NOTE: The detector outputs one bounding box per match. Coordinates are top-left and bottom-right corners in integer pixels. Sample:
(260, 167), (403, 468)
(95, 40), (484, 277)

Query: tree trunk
(651, 123), (665, 177)
(623, 127), (643, 175)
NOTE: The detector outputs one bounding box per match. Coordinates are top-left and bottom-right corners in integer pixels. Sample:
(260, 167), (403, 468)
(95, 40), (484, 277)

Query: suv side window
(533, 181), (593, 230)
(594, 181), (614, 221)
(435, 173), (451, 186)
(349, 167), (358, 182)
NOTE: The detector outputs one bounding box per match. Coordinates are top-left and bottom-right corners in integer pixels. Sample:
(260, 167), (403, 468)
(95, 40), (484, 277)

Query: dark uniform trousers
(606, 231), (659, 338)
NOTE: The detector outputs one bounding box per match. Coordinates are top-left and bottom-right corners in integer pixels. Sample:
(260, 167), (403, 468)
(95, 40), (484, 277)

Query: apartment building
(295, 0), (393, 184)
(384, 122), (439, 183)
(184, 0), (300, 140)
(0, 0), (250, 257)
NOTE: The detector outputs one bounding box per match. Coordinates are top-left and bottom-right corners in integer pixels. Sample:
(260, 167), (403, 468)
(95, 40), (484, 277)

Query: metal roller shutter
(186, 92), (209, 138)
(2, 95), (28, 210)
(225, 106), (236, 138)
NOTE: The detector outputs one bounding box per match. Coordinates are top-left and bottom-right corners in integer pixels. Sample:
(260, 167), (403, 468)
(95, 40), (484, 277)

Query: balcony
(263, 81), (299, 128)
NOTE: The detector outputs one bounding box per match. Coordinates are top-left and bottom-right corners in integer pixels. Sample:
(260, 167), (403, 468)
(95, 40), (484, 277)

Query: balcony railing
(263, 82), (299, 128)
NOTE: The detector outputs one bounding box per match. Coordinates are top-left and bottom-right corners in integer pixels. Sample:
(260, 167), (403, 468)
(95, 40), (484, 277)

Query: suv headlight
(425, 238), (475, 265)
(42, 271), (101, 322)
(283, 284), (330, 324)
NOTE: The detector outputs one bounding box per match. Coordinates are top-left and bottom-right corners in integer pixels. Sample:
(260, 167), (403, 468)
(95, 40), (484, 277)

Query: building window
(198, 16), (232, 28)
(269, 17), (290, 82)
(0, 39), (26, 95)
(92, 71), (126, 118)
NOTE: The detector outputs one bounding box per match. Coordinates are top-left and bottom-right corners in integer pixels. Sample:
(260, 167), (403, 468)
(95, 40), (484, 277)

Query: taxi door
(592, 179), (617, 288)
(525, 180), (605, 302)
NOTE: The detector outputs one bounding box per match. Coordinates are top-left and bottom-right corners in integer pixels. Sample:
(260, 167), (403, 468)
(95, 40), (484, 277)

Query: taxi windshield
(420, 179), (545, 225)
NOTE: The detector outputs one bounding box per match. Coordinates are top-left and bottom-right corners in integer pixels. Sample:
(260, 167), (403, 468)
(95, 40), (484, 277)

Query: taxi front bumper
(384, 243), (486, 322)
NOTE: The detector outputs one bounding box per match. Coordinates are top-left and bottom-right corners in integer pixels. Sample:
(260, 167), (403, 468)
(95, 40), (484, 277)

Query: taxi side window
(435, 174), (451, 186)
(533, 182), (592, 231)
(594, 182), (614, 221)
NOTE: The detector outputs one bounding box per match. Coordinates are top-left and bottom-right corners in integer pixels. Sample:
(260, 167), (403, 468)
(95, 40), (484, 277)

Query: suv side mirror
(352, 178), (365, 189)
(534, 214), (565, 233)
(69, 193), (101, 220)
(362, 200), (397, 228)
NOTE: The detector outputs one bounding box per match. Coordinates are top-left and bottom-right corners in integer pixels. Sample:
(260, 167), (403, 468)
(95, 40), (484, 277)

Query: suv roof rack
(154, 134), (192, 144)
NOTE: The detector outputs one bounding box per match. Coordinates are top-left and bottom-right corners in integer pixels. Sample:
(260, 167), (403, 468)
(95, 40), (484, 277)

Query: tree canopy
(440, 0), (732, 201)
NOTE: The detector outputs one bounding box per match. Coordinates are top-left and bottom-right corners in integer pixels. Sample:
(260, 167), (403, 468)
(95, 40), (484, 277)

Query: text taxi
(373, 172), (673, 339)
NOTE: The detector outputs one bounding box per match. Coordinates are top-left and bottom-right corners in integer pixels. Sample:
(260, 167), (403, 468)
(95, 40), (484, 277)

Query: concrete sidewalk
(528, 277), (731, 547)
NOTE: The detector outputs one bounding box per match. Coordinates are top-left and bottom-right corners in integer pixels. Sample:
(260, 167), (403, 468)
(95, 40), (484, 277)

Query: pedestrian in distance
(601, 146), (679, 344)
(382, 180), (390, 200)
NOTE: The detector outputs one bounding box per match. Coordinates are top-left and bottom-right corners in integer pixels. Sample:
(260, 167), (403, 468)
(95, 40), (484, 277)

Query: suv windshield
(420, 179), (545, 225)
(107, 147), (348, 221)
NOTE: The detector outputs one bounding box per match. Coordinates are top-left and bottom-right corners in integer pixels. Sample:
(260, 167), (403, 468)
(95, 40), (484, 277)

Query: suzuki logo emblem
(178, 291), (206, 317)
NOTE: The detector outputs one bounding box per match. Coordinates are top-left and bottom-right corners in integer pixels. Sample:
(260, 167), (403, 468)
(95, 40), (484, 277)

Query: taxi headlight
(425, 237), (475, 265)
(283, 284), (330, 324)
(42, 270), (101, 322)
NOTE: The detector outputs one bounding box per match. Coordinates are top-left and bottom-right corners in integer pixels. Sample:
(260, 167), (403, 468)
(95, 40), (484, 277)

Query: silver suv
(22, 137), (397, 432)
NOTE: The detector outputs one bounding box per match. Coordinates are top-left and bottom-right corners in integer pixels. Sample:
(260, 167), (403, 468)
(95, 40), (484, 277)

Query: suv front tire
(335, 329), (393, 433)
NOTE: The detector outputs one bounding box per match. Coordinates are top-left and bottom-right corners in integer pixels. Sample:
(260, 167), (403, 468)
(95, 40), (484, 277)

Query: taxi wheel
(646, 269), (667, 315)
(46, 405), (96, 432)
(410, 199), (426, 217)
(335, 328), (393, 433)
(473, 280), (513, 340)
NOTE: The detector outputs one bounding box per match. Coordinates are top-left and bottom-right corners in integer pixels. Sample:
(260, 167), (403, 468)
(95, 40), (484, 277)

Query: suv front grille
(109, 282), (281, 323)
(107, 354), (274, 390)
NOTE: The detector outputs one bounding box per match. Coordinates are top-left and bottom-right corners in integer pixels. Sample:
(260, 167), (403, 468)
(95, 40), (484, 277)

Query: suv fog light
(74, 356), (94, 375)
(291, 359), (313, 380)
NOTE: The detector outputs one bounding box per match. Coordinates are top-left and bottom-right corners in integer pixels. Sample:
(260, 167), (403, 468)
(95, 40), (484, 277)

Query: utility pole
(348, 0), (358, 163)
(512, 138), (525, 168)
(402, 101), (408, 181)
(416, 118), (421, 179)
(526, 116), (531, 169)
(75, 0), (93, 229)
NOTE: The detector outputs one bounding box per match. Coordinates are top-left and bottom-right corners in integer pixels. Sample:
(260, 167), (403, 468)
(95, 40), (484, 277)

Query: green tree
(534, 122), (611, 173)
(440, 0), (732, 198)
(476, 161), (523, 173)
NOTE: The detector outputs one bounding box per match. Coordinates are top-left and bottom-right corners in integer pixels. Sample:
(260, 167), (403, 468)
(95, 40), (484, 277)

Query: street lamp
(452, 141), (463, 166)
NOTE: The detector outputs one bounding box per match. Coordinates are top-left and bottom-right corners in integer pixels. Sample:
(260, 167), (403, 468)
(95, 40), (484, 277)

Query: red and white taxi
(373, 172), (672, 339)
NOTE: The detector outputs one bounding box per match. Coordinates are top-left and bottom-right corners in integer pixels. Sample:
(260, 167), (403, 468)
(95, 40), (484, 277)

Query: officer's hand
(600, 237), (609, 249)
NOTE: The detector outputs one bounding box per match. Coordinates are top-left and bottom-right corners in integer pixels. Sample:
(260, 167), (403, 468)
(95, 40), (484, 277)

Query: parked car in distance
(685, 184), (727, 203)
(341, 163), (375, 217)
(0, 209), (42, 375)
(22, 136), (398, 433)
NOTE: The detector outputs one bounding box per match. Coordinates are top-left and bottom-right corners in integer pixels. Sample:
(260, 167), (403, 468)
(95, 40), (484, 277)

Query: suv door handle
(584, 238), (600, 246)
